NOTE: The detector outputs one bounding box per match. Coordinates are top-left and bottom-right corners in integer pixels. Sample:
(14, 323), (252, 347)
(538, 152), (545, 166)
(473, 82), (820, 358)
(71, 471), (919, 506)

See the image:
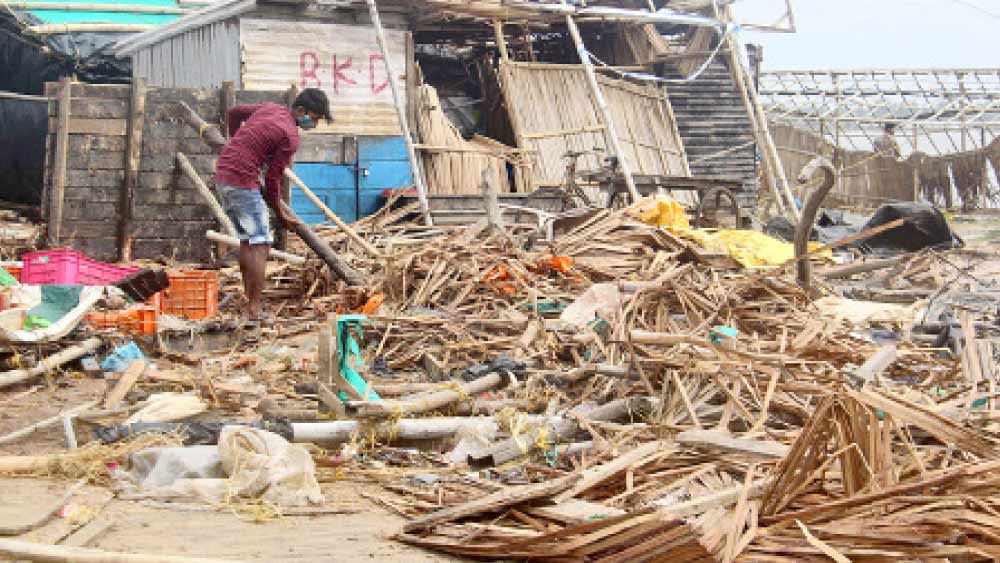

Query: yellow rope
(198, 122), (213, 142)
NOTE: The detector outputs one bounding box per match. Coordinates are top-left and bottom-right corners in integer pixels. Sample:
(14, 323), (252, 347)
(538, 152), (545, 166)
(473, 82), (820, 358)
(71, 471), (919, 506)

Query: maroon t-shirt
(214, 103), (299, 203)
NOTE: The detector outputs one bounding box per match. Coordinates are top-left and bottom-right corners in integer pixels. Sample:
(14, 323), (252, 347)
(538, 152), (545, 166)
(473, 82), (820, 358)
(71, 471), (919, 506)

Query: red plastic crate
(159, 270), (218, 320)
(86, 306), (158, 336)
(21, 249), (139, 286)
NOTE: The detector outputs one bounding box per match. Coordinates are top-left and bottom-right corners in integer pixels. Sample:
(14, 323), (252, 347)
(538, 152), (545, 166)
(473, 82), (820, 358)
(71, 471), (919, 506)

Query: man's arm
(226, 105), (260, 138)
(262, 139), (293, 206)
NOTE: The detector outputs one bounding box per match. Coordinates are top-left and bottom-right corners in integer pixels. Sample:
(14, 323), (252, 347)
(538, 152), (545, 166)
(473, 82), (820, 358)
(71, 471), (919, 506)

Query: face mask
(296, 115), (316, 129)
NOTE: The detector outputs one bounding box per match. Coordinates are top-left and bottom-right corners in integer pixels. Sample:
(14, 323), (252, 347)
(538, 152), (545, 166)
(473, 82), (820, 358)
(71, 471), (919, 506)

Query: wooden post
(405, 31), (417, 141)
(716, 6), (796, 221)
(482, 168), (503, 230)
(220, 80), (236, 139)
(216, 81), (236, 259)
(275, 85), (298, 251)
(364, 0), (433, 226)
(562, 11), (640, 203)
(493, 19), (509, 62)
(48, 77), (71, 246)
(117, 78), (146, 261)
(176, 152), (237, 237)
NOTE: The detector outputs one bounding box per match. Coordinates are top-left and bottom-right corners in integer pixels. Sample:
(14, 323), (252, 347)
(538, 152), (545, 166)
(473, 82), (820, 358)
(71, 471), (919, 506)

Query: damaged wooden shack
(40, 0), (764, 264)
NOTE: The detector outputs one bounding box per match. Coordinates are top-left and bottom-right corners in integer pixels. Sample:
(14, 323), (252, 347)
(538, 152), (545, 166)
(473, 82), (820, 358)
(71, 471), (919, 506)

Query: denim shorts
(217, 185), (273, 245)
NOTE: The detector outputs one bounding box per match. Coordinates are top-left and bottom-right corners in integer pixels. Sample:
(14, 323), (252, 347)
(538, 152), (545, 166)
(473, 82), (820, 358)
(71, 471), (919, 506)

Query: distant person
(873, 123), (902, 159)
(214, 88), (332, 324)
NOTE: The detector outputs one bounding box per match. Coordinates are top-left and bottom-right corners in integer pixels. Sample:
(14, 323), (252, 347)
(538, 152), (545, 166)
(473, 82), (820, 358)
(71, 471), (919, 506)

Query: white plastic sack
(126, 393), (208, 424)
(116, 446), (229, 503)
(560, 283), (627, 330)
(218, 426), (324, 506)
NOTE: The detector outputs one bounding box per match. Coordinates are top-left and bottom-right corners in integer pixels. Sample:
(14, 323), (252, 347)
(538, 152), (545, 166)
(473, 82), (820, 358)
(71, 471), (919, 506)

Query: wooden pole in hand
(364, 0), (433, 226)
(285, 168), (382, 258)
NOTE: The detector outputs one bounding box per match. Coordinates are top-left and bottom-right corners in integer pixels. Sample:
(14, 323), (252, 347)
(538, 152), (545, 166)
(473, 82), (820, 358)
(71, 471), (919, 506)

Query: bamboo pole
(561, 10), (640, 203)
(285, 168), (382, 258)
(0, 400), (97, 446)
(176, 152), (237, 237)
(346, 371), (508, 417)
(364, 0), (432, 226)
(718, 5), (798, 221)
(0, 538), (238, 563)
(9, 2), (187, 13)
(0, 338), (102, 390)
(205, 231), (306, 264)
(28, 23), (156, 34)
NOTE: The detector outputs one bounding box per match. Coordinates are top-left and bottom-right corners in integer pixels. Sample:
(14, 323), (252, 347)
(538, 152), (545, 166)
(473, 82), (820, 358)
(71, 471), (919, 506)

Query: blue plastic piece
(336, 315), (380, 402)
(101, 342), (145, 372)
(709, 325), (739, 344)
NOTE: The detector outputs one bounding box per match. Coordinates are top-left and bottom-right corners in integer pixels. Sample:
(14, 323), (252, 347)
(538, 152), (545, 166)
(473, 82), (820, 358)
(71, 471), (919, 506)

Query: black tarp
(0, 98), (48, 205)
(856, 202), (963, 253)
(0, 14), (133, 204)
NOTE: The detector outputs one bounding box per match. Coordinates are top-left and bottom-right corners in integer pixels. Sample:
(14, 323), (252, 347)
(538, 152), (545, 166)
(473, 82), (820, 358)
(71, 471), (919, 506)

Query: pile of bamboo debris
(279, 203), (1000, 560)
(2, 198), (998, 562)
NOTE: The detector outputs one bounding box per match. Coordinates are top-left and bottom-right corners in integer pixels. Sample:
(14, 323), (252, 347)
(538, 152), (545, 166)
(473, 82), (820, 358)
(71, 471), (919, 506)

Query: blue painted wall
(291, 136), (412, 225)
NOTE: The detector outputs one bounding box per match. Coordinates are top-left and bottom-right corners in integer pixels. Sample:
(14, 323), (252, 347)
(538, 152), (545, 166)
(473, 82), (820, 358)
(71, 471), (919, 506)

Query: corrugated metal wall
(132, 20), (241, 88)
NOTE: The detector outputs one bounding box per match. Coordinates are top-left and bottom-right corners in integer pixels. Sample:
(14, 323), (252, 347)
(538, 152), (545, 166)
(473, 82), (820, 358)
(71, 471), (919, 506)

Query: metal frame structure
(759, 68), (1000, 156)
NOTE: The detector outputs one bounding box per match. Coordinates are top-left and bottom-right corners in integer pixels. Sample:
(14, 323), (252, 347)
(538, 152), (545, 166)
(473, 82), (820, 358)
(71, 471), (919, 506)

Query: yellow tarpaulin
(629, 195), (831, 269)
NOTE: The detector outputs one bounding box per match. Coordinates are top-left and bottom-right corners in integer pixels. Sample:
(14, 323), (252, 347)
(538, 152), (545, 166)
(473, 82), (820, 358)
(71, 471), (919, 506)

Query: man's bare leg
(245, 243), (270, 318)
(238, 241), (252, 298)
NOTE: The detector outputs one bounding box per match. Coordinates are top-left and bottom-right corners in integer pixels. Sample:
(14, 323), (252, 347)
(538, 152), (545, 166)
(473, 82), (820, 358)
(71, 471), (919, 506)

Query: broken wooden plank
(675, 429), (791, 460)
(105, 359), (146, 409)
(403, 475), (575, 533)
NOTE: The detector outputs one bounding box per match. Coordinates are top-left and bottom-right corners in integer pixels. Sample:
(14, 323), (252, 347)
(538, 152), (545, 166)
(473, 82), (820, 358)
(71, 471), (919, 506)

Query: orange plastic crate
(2, 265), (21, 282)
(159, 270), (218, 320)
(86, 306), (157, 336)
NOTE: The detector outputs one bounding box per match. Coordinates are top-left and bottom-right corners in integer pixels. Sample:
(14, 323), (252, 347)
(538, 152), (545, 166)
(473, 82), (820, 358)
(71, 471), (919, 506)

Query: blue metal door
(358, 137), (412, 218)
(291, 136), (412, 225)
(291, 162), (359, 223)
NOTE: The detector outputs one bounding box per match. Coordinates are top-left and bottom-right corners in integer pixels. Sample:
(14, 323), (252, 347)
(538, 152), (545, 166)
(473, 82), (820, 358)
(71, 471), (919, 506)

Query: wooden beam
(403, 475), (575, 533)
(364, 0), (433, 226)
(118, 77), (146, 261)
(0, 337), (102, 390)
(285, 168), (382, 258)
(104, 359), (146, 409)
(176, 152), (237, 238)
(561, 10), (639, 202)
(205, 231), (305, 264)
(48, 76), (70, 246)
(0, 538), (238, 563)
(8, 2), (188, 13)
(675, 429), (790, 459)
(554, 441), (670, 503)
(28, 23), (156, 34)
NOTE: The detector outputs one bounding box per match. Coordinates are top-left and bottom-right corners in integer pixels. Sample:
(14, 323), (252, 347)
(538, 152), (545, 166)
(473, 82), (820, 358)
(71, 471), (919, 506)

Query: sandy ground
(0, 476), (464, 561)
(0, 376), (464, 562)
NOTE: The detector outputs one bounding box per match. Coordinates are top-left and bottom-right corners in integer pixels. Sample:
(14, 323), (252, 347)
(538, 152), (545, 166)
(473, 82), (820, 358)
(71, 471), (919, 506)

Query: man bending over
(214, 88), (332, 322)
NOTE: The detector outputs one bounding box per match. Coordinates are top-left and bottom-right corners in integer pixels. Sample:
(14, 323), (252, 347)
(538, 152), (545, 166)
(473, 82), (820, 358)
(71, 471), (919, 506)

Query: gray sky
(734, 0), (1000, 70)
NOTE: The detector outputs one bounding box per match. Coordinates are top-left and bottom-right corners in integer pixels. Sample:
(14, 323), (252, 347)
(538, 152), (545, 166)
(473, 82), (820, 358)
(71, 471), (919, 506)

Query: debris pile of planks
(1, 196), (998, 561)
(271, 201), (999, 561)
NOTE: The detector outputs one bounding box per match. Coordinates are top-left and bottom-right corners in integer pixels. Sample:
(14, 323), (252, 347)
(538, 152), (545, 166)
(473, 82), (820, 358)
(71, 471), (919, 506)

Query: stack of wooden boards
(278, 201), (1000, 561)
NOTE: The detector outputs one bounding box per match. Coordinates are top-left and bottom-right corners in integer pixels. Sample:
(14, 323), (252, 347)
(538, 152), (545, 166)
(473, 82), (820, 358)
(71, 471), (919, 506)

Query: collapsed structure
(1, 1), (999, 562)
